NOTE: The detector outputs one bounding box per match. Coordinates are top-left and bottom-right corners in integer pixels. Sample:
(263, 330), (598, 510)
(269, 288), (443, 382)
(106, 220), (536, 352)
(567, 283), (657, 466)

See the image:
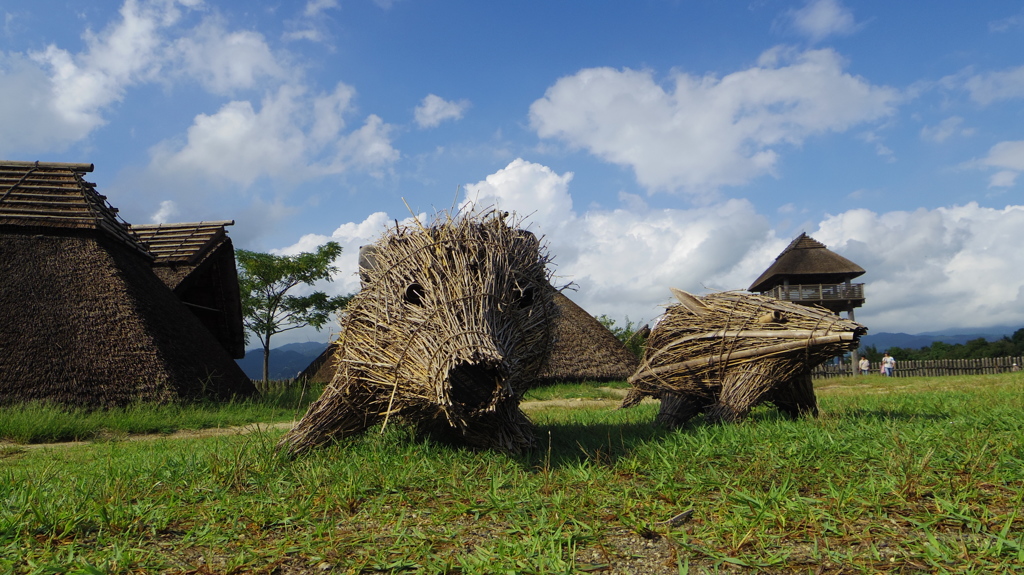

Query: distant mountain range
(861, 325), (1020, 353)
(236, 341), (329, 380)
(235, 325), (1022, 379)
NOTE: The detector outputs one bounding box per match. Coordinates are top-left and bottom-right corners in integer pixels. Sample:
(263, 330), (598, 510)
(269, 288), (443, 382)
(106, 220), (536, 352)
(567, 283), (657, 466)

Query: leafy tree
(596, 315), (648, 359)
(236, 242), (352, 385)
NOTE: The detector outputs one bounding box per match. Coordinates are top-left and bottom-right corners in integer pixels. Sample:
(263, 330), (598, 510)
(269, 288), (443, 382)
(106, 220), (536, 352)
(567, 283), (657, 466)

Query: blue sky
(3, 0), (1024, 344)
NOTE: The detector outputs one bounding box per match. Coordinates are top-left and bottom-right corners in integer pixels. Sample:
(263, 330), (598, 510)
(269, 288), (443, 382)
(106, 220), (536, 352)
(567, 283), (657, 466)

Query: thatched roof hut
(533, 289), (639, 384)
(297, 341), (340, 383)
(0, 161), (256, 407)
(132, 221), (246, 358)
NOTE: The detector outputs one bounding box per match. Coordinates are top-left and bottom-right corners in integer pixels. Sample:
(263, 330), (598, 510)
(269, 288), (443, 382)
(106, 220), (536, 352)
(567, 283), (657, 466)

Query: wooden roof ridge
(748, 232), (865, 292)
(0, 160), (151, 260)
(131, 220), (235, 265)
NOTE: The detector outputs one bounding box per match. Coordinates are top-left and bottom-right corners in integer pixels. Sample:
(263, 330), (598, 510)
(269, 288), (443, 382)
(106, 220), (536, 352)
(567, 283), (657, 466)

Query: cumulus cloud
(0, 0), (299, 154)
(786, 0), (861, 42)
(170, 17), (289, 94)
(529, 47), (900, 195)
(965, 65), (1024, 105)
(0, 0), (194, 153)
(414, 94), (470, 128)
(815, 203), (1024, 332)
(149, 83), (399, 185)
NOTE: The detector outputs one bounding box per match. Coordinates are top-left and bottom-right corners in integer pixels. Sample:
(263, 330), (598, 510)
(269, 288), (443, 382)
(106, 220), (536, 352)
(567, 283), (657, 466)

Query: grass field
(2, 374), (1024, 574)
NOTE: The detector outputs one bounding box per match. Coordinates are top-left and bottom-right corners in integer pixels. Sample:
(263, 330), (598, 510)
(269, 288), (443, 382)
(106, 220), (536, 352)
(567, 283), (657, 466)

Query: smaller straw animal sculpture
(623, 289), (866, 427)
(278, 209), (555, 457)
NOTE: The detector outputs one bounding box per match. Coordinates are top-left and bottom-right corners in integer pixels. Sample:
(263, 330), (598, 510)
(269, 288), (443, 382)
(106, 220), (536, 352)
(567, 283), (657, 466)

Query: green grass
(0, 383), (323, 444)
(522, 380), (630, 402)
(2, 374), (1024, 573)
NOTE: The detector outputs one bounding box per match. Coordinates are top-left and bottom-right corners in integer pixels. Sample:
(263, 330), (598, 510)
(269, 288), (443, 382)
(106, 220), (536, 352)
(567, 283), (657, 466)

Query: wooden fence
(812, 356), (1024, 379)
(252, 378), (302, 395)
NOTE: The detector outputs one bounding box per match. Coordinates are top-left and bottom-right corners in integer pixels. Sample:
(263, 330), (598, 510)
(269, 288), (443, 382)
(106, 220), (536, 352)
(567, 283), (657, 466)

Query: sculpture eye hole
(404, 283), (425, 306)
(515, 286), (535, 309)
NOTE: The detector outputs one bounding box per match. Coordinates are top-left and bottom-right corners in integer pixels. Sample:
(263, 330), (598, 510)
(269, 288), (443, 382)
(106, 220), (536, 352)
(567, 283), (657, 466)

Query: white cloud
(529, 48), (900, 195)
(920, 116), (972, 143)
(304, 0), (338, 17)
(0, 0), (195, 153)
(815, 203), (1024, 333)
(0, 0), (301, 154)
(965, 65), (1024, 105)
(414, 94), (470, 128)
(149, 82), (398, 185)
(458, 159), (779, 324)
(170, 17), (288, 94)
(284, 0), (339, 43)
(271, 160), (1024, 344)
(989, 170), (1018, 188)
(150, 199), (178, 223)
(787, 0), (861, 42)
(969, 140), (1024, 188)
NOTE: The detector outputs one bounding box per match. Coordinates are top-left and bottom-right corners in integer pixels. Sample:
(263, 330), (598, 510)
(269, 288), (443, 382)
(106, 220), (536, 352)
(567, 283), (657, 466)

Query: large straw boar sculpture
(278, 210), (555, 456)
(623, 289), (866, 427)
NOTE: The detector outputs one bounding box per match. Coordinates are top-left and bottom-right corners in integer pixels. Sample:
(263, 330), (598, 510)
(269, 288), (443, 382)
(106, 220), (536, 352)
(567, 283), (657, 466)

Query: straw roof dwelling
(297, 341), (340, 383)
(0, 161), (256, 407)
(532, 289), (639, 384)
(749, 233), (865, 315)
(132, 221), (246, 358)
(279, 210), (556, 456)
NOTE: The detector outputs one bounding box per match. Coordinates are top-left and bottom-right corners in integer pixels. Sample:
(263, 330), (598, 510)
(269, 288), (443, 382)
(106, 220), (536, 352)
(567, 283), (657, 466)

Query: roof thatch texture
(0, 161), (256, 407)
(624, 289), (866, 427)
(132, 222), (246, 358)
(278, 210), (556, 456)
(532, 289), (639, 384)
(748, 233), (865, 293)
(297, 341), (340, 382)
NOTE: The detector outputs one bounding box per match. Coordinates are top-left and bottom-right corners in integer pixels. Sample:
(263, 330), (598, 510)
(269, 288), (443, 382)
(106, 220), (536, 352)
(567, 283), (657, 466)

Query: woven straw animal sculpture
(278, 210), (555, 456)
(623, 289), (866, 427)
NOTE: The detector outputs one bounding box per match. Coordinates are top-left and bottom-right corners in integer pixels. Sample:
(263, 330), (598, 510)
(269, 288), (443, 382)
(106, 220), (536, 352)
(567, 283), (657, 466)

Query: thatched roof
(0, 160), (150, 258)
(297, 342), (339, 382)
(533, 289), (639, 384)
(132, 222), (246, 358)
(0, 161), (255, 407)
(748, 233), (865, 293)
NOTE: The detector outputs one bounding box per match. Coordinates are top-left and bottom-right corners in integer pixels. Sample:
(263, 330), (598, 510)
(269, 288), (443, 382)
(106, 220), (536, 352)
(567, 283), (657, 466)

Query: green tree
(236, 242), (351, 385)
(595, 315), (648, 359)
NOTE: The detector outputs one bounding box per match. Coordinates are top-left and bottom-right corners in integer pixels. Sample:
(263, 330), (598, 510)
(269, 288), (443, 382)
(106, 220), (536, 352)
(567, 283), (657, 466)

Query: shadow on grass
(522, 419), (672, 469)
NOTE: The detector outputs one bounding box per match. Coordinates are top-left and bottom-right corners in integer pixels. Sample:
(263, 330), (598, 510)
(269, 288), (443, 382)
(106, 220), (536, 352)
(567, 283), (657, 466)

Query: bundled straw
(278, 209), (555, 456)
(623, 289), (866, 426)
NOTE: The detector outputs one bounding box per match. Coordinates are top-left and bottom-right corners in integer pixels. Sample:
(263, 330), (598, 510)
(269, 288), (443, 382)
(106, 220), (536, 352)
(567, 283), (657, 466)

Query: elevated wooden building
(0, 160), (255, 407)
(749, 233), (865, 317)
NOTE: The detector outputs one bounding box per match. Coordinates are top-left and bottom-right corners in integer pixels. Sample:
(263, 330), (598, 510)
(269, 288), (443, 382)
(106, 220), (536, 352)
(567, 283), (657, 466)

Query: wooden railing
(812, 356), (1024, 379)
(765, 283), (864, 303)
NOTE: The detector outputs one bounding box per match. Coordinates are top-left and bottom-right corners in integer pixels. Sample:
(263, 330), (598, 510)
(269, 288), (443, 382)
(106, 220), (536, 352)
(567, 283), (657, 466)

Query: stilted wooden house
(748, 233), (865, 319)
(0, 160), (256, 407)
